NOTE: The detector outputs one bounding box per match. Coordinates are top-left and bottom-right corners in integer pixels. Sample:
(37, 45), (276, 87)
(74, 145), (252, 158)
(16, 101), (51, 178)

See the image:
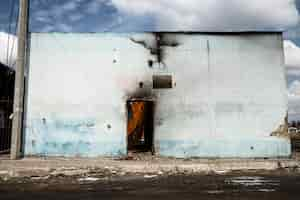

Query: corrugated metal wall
(24, 32), (290, 158)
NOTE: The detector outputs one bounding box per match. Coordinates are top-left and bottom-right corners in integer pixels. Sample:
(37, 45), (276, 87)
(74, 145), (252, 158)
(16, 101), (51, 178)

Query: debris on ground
(157, 171), (163, 175)
(0, 154), (300, 182)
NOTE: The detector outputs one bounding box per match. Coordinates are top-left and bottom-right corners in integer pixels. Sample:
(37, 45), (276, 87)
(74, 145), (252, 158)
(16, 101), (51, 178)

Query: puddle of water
(144, 175), (158, 179)
(258, 189), (276, 192)
(206, 190), (225, 194)
(77, 177), (100, 182)
(225, 176), (280, 187)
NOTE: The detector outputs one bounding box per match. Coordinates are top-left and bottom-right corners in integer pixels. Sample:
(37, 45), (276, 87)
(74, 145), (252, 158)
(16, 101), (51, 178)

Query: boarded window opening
(127, 100), (154, 153)
(153, 75), (173, 89)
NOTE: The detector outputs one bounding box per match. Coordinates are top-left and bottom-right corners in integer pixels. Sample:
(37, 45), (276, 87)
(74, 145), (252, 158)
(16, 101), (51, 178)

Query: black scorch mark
(130, 33), (180, 67)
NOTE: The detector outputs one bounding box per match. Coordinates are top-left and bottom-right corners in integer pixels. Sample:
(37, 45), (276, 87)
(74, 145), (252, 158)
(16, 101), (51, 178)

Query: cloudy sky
(0, 0), (300, 121)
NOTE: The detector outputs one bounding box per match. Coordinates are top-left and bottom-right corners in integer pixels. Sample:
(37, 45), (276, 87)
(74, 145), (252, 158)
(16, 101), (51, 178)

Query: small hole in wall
(250, 146), (254, 150)
(107, 124), (112, 129)
(139, 82), (144, 88)
(113, 59), (117, 63)
(148, 60), (153, 68)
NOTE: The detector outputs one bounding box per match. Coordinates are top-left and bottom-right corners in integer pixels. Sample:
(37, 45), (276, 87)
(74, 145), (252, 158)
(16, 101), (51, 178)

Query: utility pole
(10, 0), (29, 160)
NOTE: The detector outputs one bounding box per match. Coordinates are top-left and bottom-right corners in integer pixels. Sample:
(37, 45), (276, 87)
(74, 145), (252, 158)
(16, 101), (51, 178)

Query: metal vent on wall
(153, 75), (173, 89)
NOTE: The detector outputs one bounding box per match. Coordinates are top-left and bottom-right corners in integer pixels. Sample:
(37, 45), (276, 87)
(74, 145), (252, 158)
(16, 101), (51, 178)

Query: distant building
(21, 32), (289, 158)
(289, 121), (300, 129)
(288, 127), (298, 134)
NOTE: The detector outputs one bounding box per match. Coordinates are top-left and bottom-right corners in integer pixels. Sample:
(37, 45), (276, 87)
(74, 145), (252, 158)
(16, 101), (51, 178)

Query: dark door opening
(0, 64), (15, 155)
(127, 100), (154, 153)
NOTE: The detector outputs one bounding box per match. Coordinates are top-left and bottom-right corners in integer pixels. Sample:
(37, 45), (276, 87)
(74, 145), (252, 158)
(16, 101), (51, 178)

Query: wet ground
(1, 170), (300, 200)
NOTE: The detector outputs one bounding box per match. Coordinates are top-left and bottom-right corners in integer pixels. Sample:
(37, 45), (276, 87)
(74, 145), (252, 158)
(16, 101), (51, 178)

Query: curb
(0, 158), (299, 179)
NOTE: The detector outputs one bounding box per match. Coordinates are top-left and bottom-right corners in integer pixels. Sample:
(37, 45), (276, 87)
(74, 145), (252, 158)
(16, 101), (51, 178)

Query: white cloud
(0, 32), (17, 70)
(285, 40), (300, 68)
(111, 0), (299, 31)
(284, 40), (300, 120)
(288, 94), (300, 121)
(289, 80), (300, 96)
(284, 40), (300, 76)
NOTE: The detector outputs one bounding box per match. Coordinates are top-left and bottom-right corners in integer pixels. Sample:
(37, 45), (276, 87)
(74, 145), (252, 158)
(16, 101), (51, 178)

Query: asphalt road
(1, 171), (300, 200)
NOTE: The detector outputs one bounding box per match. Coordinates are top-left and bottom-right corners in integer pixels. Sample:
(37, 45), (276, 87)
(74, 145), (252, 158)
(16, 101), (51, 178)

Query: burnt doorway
(127, 100), (154, 153)
(0, 64), (15, 154)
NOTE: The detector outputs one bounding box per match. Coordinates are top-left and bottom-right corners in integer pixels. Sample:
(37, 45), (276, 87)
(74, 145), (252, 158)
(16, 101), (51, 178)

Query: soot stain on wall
(123, 76), (159, 101)
(126, 33), (179, 100)
(130, 33), (181, 67)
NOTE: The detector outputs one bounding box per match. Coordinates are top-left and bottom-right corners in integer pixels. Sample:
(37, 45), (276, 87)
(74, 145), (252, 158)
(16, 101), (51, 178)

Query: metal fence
(292, 138), (300, 152)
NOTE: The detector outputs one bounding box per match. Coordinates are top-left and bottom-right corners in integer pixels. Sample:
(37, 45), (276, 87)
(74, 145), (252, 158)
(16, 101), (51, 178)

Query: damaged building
(21, 31), (290, 158)
(0, 62), (14, 154)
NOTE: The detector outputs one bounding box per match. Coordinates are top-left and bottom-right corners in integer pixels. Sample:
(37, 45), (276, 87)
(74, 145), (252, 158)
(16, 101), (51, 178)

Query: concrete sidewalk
(1, 154), (300, 179)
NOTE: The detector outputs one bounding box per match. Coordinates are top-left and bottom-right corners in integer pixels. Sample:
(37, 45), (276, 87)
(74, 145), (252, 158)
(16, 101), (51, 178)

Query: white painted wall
(24, 32), (289, 157)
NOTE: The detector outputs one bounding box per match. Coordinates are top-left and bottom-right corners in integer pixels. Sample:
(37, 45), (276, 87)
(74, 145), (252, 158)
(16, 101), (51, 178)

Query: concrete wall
(24, 32), (290, 158)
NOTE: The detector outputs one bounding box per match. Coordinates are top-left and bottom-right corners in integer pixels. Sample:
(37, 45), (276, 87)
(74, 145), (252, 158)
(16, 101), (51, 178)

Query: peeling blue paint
(158, 138), (291, 158)
(24, 118), (127, 157)
(27, 141), (126, 157)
